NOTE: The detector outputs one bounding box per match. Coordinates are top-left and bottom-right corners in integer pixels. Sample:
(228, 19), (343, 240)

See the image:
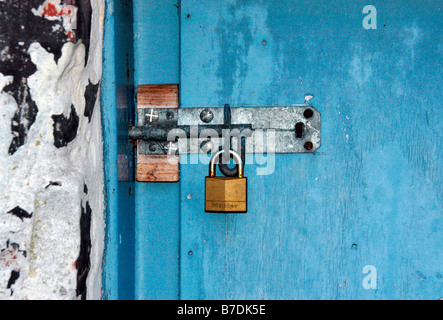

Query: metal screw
(200, 109), (214, 123)
(146, 109), (159, 122)
(166, 111), (174, 120)
(200, 140), (214, 153)
(166, 142), (178, 155)
(304, 109), (314, 119)
(149, 143), (157, 152)
(304, 141), (313, 151)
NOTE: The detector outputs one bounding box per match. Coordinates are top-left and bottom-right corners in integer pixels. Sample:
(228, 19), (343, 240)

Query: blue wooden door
(104, 0), (442, 300)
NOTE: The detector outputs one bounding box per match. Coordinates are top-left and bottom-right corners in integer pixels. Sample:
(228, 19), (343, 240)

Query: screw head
(166, 111), (174, 120)
(149, 143), (157, 152)
(304, 141), (313, 151)
(200, 140), (214, 153)
(303, 108), (314, 119)
(200, 108), (214, 123)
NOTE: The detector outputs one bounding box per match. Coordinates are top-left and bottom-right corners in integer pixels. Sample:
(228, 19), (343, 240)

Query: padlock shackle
(209, 149), (244, 178)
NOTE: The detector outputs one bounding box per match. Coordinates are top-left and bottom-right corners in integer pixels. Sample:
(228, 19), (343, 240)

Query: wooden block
(137, 84), (179, 109)
(136, 153), (180, 182)
(136, 84), (180, 182)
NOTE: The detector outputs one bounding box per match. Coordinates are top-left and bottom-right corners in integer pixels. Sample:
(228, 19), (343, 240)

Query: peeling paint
(0, 0), (104, 300)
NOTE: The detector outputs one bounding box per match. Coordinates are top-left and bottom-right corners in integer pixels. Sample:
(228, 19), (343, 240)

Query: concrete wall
(0, 0), (105, 300)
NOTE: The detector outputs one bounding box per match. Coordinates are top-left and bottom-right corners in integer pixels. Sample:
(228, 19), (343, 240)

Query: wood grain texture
(136, 83), (179, 182)
(136, 152), (180, 182)
(137, 84), (179, 108)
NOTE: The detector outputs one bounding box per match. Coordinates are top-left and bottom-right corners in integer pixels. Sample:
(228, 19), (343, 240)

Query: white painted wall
(0, 0), (105, 300)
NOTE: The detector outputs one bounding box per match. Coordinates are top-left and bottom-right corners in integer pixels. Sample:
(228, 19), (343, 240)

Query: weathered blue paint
(179, 0), (442, 299)
(102, 0), (135, 300)
(133, 0), (181, 300)
(104, 0), (442, 300)
(134, 0), (180, 84)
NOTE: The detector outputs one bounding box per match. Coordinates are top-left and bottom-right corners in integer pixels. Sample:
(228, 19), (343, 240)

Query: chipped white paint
(0, 0), (105, 300)
(32, 0), (78, 40)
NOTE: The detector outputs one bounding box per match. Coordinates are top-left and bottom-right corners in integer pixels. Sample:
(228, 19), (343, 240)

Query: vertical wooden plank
(179, 0), (443, 299)
(134, 2), (180, 84)
(133, 0), (180, 300)
(102, 0), (135, 300)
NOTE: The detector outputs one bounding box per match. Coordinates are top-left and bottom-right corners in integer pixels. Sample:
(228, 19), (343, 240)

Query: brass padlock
(205, 149), (247, 213)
